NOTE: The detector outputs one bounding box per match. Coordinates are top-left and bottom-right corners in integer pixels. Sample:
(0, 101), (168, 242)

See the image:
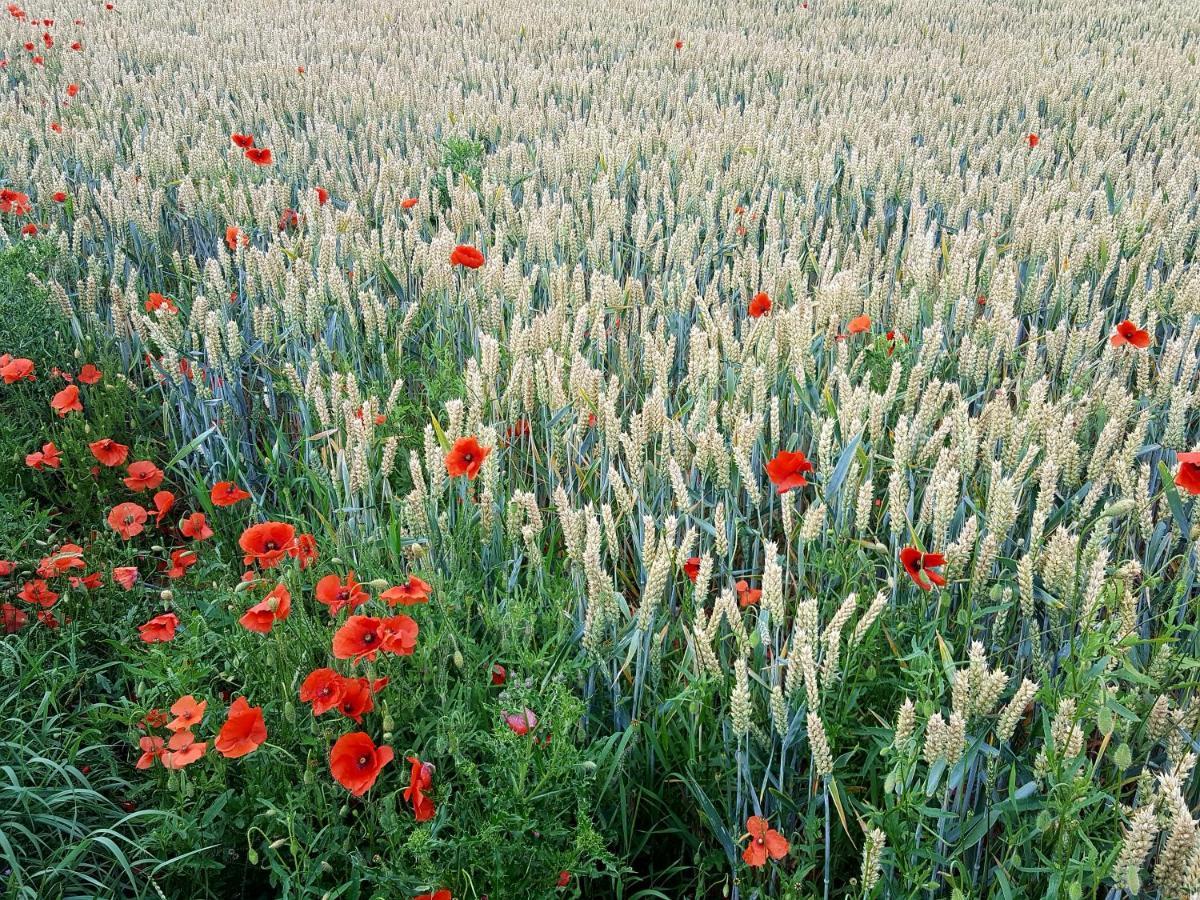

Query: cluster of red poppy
(135, 694), (267, 770)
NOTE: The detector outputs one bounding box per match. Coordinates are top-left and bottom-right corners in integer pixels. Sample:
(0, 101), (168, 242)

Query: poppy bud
(331, 557), (343, 565)
(1101, 499), (1136, 518)
(234, 579), (255, 593)
(382, 709), (395, 733)
(453, 650), (464, 669)
(368, 578), (389, 590)
(150, 545), (165, 553)
(159, 590), (172, 602)
(284, 701), (295, 724)
(248, 848), (259, 864)
(270, 838), (288, 850)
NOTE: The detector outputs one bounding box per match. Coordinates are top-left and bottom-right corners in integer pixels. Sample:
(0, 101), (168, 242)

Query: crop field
(2, 0), (1200, 897)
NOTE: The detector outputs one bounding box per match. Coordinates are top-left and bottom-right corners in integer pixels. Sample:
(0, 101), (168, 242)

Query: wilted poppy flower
(401, 197), (419, 209)
(899, 547), (946, 591)
(316, 572), (368, 615)
(168, 695), (206, 732)
(748, 291), (771, 317)
(108, 502), (148, 539)
(491, 663), (506, 685)
(225, 225), (248, 251)
(1026, 133), (1039, 148)
(89, 437), (129, 467)
(161, 730), (207, 769)
(847, 315), (872, 335)
(145, 709), (170, 730)
(215, 697), (267, 758)
(239, 521), (294, 566)
(135, 736), (165, 769)
(445, 436), (491, 479)
(152, 490), (175, 524)
(315, 186), (330, 205)
(765, 449), (814, 494)
(25, 442), (61, 469)
(449, 244), (484, 268)
(300, 668), (346, 716)
(181, 512), (213, 540)
(2, 603), (28, 634)
(166, 549), (198, 579)
(240, 584), (291, 633)
(211, 481), (250, 507)
(329, 732), (393, 796)
(50, 384), (82, 416)
(112, 566), (138, 590)
(230, 132), (254, 148)
(683, 557), (701, 582)
(404, 755), (436, 821)
(1, 357), (35, 382)
(123, 460), (164, 491)
(381, 575), (432, 606)
(18, 579), (58, 607)
(1175, 452), (1200, 495)
(504, 708), (538, 736)
(742, 815), (789, 867)
(278, 207), (301, 231)
(1111, 320), (1150, 349)
(139, 612), (179, 643)
(245, 147), (273, 165)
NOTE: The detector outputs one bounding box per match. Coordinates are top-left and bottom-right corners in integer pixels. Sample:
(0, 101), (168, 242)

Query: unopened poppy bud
(83, 423), (90, 433)
(382, 709), (395, 733)
(150, 545), (165, 553)
(159, 590), (173, 602)
(284, 701), (295, 724)
(331, 557), (343, 565)
(234, 579), (255, 593)
(453, 650), (464, 669)
(248, 848), (259, 864)
(1102, 499), (1136, 518)
(270, 838), (287, 850)
(368, 578), (389, 590)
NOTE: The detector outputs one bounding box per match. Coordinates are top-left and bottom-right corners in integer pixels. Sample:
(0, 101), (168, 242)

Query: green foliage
(433, 137), (486, 209)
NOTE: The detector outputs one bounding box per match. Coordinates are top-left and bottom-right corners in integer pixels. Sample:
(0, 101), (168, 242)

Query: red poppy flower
(1175, 452), (1200, 495)
(52, 191), (67, 203)
(491, 663), (506, 685)
(504, 708), (538, 736)
(211, 481), (251, 507)
(1, 357), (35, 382)
(50, 384), (82, 416)
(18, 579), (58, 607)
(230, 132), (255, 148)
(0, 560), (13, 577)
(215, 697), (267, 758)
(339, 677), (389, 722)
(736, 579), (763, 608)
(683, 557), (701, 582)
(674, 39), (683, 50)
(25, 442), (61, 469)
(139, 611), (179, 643)
(278, 207), (301, 232)
(135, 735), (165, 769)
(765, 449), (814, 494)
(899, 547), (946, 591)
(238, 521), (294, 566)
(89, 437), (129, 467)
(2, 603), (28, 634)
(0, 189), (31, 216)
(245, 147), (273, 165)
(70, 41), (81, 51)
(166, 549), (198, 579)
(333, 615), (387, 662)
(66, 83), (79, 98)
(742, 815), (789, 867)
(225, 225), (248, 251)
(39, 544), (85, 576)
(239, 584), (291, 633)
(315, 186), (330, 205)
(300, 669), (347, 716)
(1026, 133), (1039, 148)
(289, 532), (318, 568)
(413, 891), (451, 900)
(144, 292), (178, 314)
(404, 755), (436, 821)
(445, 436), (491, 479)
(167, 695), (206, 732)
(112, 566), (138, 590)
(122, 460), (164, 492)
(558, 872), (571, 888)
(316, 572), (368, 615)
(108, 502), (148, 539)
(174, 512), (210, 541)
(401, 197), (419, 209)
(76, 363), (102, 384)
(1111, 320), (1150, 349)
(152, 490), (175, 524)
(329, 732), (393, 796)
(847, 315), (872, 335)
(20, 223), (38, 237)
(449, 244), (484, 268)
(71, 572), (103, 590)
(748, 291), (771, 318)
(161, 730), (207, 769)
(381, 575), (432, 606)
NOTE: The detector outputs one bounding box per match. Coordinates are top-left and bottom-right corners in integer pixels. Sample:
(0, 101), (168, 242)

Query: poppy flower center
(337, 589), (349, 601)
(362, 633), (375, 644)
(756, 837), (765, 845)
(463, 452), (474, 462)
(358, 755), (369, 767)
(264, 541), (277, 551)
